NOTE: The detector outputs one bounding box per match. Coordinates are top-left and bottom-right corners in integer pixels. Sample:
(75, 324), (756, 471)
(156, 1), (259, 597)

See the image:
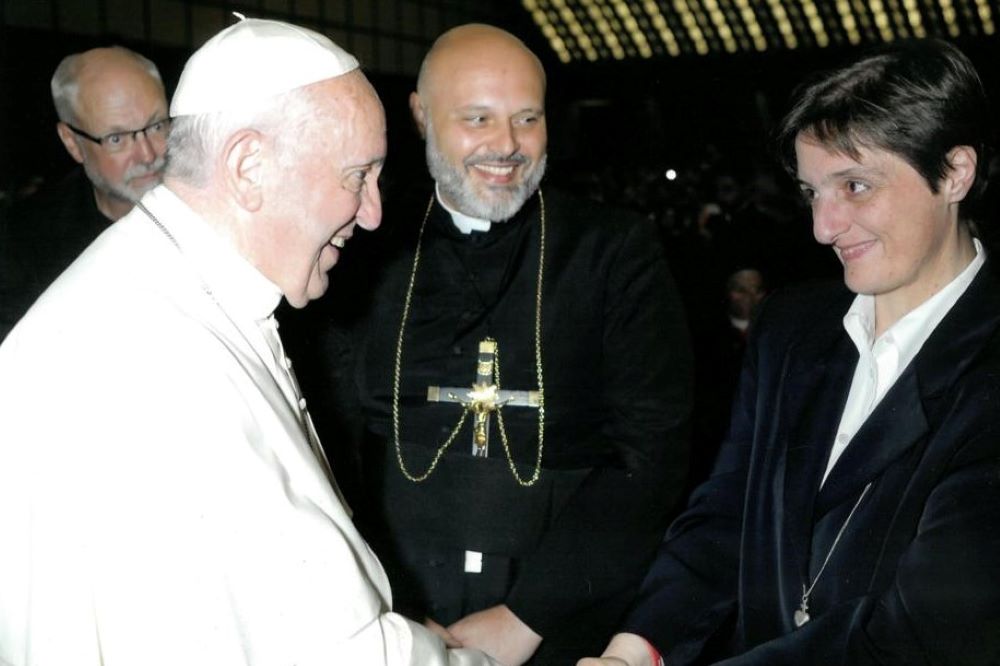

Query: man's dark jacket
(624, 264), (1000, 665)
(313, 187), (692, 663)
(0, 168), (109, 341)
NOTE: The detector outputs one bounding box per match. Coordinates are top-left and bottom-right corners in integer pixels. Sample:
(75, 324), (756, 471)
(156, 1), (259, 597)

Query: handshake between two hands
(423, 604), (541, 666)
(423, 608), (654, 666)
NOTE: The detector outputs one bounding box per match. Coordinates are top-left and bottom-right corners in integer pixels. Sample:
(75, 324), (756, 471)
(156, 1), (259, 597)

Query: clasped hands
(424, 604), (542, 666)
(424, 608), (653, 666)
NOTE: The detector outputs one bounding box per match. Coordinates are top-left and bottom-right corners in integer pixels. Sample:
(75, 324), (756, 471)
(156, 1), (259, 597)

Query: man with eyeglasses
(0, 46), (168, 340)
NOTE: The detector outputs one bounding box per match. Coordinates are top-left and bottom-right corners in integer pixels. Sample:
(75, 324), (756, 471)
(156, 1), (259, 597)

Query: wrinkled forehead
(311, 74), (387, 154)
(327, 73), (385, 127)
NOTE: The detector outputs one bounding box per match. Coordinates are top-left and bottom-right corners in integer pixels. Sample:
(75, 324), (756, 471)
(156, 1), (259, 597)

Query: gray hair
(166, 86), (322, 187)
(50, 46), (162, 124)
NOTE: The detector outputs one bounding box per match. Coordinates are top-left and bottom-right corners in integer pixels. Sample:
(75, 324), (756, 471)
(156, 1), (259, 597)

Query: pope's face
(417, 45), (547, 221)
(268, 75), (386, 308)
(795, 134), (969, 320)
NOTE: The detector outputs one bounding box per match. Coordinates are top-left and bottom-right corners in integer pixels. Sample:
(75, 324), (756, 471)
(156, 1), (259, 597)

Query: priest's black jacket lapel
(623, 262), (1000, 665)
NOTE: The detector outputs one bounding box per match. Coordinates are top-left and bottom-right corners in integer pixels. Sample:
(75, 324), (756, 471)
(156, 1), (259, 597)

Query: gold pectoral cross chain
(392, 192), (547, 487)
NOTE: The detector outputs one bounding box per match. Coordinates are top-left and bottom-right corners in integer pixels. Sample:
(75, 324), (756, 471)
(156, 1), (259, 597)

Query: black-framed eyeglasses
(66, 118), (171, 154)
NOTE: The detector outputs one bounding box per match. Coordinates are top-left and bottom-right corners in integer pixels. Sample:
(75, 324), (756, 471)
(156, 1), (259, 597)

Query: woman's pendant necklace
(794, 481), (872, 628)
(794, 595), (811, 628)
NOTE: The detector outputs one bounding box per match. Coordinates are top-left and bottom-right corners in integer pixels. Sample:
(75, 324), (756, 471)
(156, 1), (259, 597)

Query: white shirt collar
(435, 183), (492, 234)
(843, 237), (985, 361)
(139, 185), (284, 323)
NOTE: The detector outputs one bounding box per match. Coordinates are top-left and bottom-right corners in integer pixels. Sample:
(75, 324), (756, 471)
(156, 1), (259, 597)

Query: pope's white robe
(0, 186), (492, 666)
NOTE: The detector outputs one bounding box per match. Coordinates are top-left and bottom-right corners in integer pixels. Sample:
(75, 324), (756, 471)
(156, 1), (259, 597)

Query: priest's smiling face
(412, 26), (547, 222)
(264, 73), (386, 308)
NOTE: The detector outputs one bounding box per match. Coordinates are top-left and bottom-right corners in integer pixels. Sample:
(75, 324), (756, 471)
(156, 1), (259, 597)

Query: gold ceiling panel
(522, 0), (997, 61)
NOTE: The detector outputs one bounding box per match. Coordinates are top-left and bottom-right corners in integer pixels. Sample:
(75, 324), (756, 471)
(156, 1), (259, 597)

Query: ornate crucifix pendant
(426, 338), (540, 458)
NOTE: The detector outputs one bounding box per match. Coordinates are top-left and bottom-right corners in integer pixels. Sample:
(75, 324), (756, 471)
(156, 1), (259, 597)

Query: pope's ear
(222, 129), (263, 212)
(56, 122), (85, 164)
(409, 92), (427, 139)
(944, 145), (978, 204)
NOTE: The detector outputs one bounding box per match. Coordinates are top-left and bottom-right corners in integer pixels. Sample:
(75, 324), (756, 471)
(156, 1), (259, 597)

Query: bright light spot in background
(665, 169), (678, 181)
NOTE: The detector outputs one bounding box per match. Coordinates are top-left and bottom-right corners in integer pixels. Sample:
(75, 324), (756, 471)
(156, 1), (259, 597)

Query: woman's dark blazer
(624, 263), (1000, 665)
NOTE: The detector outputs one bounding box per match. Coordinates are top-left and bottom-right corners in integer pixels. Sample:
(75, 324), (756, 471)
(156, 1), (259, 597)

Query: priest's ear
(409, 92), (428, 139)
(221, 129), (264, 212)
(56, 122), (85, 165)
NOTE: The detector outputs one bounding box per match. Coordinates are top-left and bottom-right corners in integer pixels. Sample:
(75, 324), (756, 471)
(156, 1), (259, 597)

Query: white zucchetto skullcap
(170, 18), (359, 117)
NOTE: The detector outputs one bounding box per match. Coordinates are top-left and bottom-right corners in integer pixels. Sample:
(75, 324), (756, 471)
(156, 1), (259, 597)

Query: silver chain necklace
(136, 201), (218, 303)
(795, 481), (873, 627)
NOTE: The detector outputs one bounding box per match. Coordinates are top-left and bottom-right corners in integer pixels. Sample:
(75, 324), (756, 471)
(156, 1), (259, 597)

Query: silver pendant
(794, 608), (810, 627)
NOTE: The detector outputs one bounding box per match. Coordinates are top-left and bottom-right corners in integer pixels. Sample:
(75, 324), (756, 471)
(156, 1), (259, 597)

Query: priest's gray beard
(84, 154), (166, 204)
(426, 121), (546, 222)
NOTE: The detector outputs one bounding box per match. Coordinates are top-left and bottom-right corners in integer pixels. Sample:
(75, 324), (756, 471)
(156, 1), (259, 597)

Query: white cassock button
(299, 398), (307, 410)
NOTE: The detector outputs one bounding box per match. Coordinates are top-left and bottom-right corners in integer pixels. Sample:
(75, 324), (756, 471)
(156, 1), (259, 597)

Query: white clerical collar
(139, 185), (284, 322)
(436, 183), (492, 234)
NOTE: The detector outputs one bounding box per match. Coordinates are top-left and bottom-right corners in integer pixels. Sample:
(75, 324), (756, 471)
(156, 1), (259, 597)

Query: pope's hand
(424, 616), (463, 648)
(447, 604), (542, 665)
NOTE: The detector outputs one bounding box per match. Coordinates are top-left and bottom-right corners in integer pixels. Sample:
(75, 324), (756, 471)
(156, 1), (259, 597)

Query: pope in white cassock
(0, 18), (495, 666)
